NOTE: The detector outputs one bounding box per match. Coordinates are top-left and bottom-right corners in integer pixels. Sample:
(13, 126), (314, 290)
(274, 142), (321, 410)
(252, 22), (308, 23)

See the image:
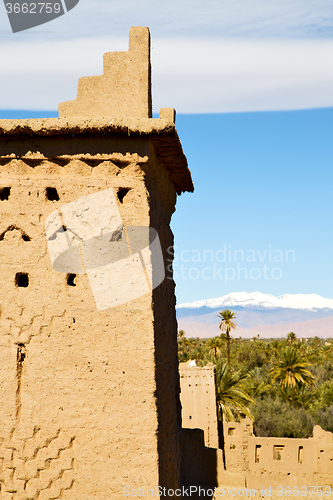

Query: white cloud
(1, 0), (333, 113)
(152, 38), (333, 112)
(1, 0), (333, 39)
(0, 37), (124, 110)
(1, 36), (333, 113)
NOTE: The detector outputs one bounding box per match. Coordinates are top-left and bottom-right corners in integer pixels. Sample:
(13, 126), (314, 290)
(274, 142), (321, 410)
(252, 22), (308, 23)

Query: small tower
(0, 27), (193, 499)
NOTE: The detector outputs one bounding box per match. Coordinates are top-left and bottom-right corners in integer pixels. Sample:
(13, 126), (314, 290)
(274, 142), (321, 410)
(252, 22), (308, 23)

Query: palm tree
(206, 336), (223, 362)
(269, 346), (315, 389)
(287, 332), (297, 345)
(271, 339), (280, 360)
(243, 367), (271, 399)
(277, 385), (316, 409)
(215, 361), (255, 421)
(262, 342), (273, 365)
(177, 329), (185, 339)
(217, 309), (237, 365)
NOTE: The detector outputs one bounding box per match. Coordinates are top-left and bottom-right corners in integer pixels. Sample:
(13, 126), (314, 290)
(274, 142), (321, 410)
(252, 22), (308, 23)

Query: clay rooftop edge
(0, 116), (194, 194)
(0, 116), (176, 136)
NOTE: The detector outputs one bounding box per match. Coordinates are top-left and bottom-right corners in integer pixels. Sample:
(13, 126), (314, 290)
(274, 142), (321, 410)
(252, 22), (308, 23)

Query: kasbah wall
(179, 361), (333, 496)
(1, 22), (333, 500)
(179, 362), (219, 449)
(0, 26), (195, 500)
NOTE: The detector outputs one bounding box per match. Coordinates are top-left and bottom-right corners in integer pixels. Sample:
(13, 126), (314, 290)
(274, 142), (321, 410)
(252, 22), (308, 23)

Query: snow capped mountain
(177, 292), (333, 312)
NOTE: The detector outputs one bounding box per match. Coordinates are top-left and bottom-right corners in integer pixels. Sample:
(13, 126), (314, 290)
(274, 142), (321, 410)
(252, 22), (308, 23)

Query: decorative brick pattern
(0, 428), (75, 500)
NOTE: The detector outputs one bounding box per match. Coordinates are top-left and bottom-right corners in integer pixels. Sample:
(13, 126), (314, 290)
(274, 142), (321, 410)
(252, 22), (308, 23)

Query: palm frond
(216, 361), (255, 422)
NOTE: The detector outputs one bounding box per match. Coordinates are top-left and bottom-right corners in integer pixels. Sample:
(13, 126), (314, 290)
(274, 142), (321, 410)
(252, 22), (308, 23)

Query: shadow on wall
(181, 428), (218, 488)
(180, 427), (246, 498)
(179, 362), (333, 492)
(179, 361), (246, 495)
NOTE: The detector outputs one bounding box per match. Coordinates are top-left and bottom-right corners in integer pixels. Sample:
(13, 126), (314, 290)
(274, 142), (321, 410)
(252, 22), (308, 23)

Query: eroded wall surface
(59, 26), (152, 119)
(0, 26), (193, 500)
(179, 362), (219, 449)
(179, 364), (333, 489)
(223, 420), (333, 488)
(0, 136), (159, 499)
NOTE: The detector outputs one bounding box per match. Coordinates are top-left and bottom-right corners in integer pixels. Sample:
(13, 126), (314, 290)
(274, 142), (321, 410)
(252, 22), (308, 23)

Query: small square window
(15, 273), (29, 287)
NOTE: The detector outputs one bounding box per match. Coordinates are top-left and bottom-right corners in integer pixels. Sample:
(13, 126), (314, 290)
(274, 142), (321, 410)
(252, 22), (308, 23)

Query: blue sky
(1, 0), (333, 303)
(173, 110), (333, 303)
(2, 1), (333, 112)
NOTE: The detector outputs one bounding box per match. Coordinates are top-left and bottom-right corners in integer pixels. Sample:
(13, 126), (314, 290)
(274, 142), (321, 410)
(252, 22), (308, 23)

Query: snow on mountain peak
(176, 292), (333, 311)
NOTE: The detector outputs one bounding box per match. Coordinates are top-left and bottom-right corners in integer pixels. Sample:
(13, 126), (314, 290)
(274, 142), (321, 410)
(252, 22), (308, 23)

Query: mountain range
(176, 292), (333, 339)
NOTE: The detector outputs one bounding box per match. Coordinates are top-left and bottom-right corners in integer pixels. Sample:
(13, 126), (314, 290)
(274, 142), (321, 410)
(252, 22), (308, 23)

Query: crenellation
(58, 26), (152, 120)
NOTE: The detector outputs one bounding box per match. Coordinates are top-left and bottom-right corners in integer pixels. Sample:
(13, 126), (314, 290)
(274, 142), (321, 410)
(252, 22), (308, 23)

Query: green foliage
(215, 361), (255, 422)
(252, 397), (315, 438)
(277, 385), (316, 409)
(241, 367), (271, 399)
(177, 329), (333, 437)
(268, 346), (315, 388)
(317, 379), (333, 407)
(313, 406), (333, 433)
(217, 309), (237, 364)
(315, 360), (333, 384)
(206, 336), (224, 362)
(287, 332), (297, 344)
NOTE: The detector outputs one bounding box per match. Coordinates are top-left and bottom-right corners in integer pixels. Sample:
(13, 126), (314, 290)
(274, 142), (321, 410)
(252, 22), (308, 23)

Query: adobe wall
(59, 26), (152, 119)
(223, 420), (333, 488)
(222, 418), (253, 473)
(180, 428), (245, 495)
(179, 365), (333, 490)
(0, 27), (193, 500)
(179, 361), (219, 448)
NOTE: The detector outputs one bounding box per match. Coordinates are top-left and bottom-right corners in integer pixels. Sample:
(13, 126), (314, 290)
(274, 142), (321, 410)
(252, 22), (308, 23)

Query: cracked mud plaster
(0, 427), (75, 499)
(0, 26), (193, 499)
(0, 151), (179, 498)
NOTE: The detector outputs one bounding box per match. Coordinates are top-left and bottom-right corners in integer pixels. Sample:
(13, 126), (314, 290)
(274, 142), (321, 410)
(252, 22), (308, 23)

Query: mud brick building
(0, 27), (193, 499)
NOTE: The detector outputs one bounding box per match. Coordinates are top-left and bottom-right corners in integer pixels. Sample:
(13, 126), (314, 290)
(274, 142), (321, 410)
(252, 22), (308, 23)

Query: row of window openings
(1, 187), (59, 201)
(15, 273), (77, 288)
(0, 187), (131, 202)
(255, 445), (304, 464)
